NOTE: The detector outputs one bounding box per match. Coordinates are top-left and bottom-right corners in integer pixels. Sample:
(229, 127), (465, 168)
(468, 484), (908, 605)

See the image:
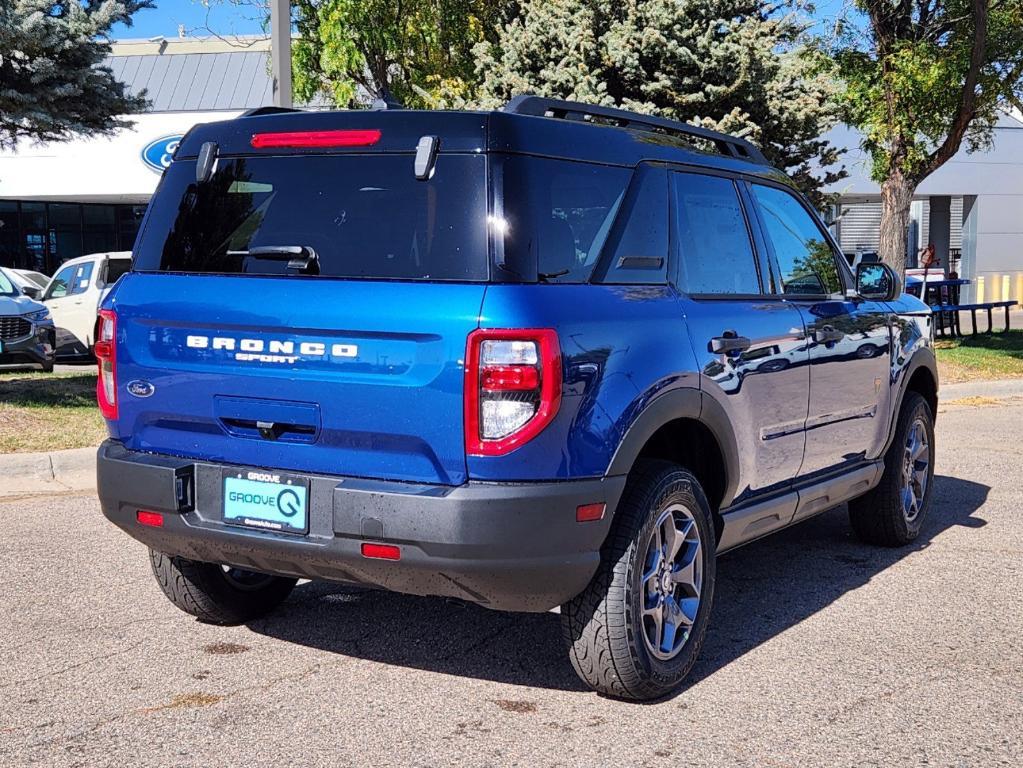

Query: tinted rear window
(133, 154), (488, 281)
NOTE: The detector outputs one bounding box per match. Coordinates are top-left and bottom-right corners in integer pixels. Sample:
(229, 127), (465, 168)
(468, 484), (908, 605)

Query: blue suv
(96, 97), (938, 700)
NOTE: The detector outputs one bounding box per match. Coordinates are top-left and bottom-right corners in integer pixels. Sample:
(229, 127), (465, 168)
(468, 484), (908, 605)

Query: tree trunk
(878, 170), (916, 277)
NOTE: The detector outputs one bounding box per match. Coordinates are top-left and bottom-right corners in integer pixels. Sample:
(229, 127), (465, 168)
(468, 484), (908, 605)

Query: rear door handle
(813, 326), (845, 344)
(709, 332), (752, 354)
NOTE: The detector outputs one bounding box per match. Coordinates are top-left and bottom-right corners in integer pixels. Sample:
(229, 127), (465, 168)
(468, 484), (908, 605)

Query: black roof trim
(503, 95), (768, 165)
(239, 106), (304, 118)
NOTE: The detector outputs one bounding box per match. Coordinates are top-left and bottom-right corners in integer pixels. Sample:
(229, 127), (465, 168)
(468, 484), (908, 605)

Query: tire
(849, 391), (935, 546)
(149, 549), (297, 625)
(561, 460), (716, 700)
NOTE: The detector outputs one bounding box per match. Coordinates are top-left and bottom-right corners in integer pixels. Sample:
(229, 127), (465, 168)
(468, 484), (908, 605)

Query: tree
(290, 0), (515, 107)
(0, 0), (153, 148)
(474, 0), (845, 205)
(831, 0), (1023, 275)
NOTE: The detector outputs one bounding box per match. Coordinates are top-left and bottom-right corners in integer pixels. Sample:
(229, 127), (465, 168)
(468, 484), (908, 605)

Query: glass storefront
(0, 200), (145, 275)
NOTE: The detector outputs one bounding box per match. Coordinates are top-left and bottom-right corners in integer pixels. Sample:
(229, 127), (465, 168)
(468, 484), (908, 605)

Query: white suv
(43, 252), (132, 357)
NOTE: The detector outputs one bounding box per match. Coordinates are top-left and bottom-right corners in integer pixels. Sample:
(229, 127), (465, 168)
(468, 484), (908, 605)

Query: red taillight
(250, 129), (382, 149)
(96, 309), (117, 420)
(361, 543), (401, 560)
(464, 329), (561, 456)
(136, 510), (163, 528)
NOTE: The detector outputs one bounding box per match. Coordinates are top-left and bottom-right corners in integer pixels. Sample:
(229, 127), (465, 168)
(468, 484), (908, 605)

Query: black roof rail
(240, 106), (304, 118)
(503, 95), (768, 165)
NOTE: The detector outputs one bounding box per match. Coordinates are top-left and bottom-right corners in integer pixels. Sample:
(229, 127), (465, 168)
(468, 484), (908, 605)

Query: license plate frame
(222, 468), (310, 535)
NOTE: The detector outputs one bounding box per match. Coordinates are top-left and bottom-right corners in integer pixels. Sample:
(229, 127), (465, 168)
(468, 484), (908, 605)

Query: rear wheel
(849, 391), (935, 546)
(149, 549), (297, 624)
(561, 460), (716, 700)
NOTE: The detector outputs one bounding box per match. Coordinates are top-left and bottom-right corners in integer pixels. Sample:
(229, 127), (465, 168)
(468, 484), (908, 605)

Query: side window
(671, 172), (761, 295)
(501, 156), (631, 283)
(44, 264), (76, 300)
(70, 262), (94, 295)
(595, 164), (668, 284)
(750, 184), (842, 295)
(104, 259), (131, 285)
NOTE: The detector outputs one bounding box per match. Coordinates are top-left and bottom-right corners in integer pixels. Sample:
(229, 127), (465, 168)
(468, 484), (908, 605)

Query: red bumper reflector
(576, 503), (606, 523)
(361, 542), (401, 561)
(136, 510), (164, 528)
(250, 129), (382, 149)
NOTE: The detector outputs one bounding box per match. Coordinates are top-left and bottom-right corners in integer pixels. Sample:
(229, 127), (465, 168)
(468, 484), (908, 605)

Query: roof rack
(240, 106), (303, 118)
(503, 95), (768, 165)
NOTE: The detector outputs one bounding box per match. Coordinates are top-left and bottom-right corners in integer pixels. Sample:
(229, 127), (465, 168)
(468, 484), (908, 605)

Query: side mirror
(856, 262), (900, 302)
(21, 285), (41, 300)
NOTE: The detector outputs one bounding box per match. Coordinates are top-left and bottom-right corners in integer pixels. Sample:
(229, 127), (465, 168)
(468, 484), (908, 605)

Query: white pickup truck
(43, 252), (132, 358)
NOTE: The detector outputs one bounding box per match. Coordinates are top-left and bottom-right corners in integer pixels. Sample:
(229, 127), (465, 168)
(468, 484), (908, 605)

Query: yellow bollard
(977, 275), (986, 303)
(991, 275), (1001, 302)
(1003, 275), (1011, 303)
(1016, 273), (1023, 302)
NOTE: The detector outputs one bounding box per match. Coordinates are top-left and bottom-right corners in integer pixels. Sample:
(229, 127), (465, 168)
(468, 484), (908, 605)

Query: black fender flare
(882, 346), (939, 455)
(606, 387), (741, 507)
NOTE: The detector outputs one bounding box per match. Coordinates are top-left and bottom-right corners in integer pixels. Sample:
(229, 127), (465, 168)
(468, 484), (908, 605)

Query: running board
(716, 461), (883, 553)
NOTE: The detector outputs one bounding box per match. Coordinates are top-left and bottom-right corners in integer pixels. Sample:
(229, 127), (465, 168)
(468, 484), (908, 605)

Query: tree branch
(919, 0), (989, 181)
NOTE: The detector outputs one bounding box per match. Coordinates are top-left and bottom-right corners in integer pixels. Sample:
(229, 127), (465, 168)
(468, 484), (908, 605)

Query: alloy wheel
(640, 503), (703, 661)
(901, 417), (931, 523)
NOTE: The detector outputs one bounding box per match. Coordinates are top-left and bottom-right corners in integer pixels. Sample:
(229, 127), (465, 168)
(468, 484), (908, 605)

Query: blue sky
(113, 1), (854, 40)
(113, 1), (266, 39)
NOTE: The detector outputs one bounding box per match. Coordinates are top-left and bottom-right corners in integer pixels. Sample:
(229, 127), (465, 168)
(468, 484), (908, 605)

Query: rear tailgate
(110, 273), (483, 485)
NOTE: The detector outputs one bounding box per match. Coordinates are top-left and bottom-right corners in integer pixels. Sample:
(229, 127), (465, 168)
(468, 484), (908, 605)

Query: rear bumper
(97, 440), (626, 612)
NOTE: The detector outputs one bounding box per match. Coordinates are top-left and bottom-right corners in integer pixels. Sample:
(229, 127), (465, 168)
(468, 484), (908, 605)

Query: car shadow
(245, 474), (989, 695)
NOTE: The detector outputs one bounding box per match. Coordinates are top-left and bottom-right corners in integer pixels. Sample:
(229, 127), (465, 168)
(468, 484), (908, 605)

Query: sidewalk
(1, 446), (96, 497)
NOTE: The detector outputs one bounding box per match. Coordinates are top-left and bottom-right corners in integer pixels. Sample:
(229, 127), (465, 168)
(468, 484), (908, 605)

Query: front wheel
(561, 460), (716, 701)
(849, 391), (935, 546)
(149, 550), (297, 624)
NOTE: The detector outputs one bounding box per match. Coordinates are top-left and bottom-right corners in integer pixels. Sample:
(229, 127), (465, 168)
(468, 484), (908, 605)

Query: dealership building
(0, 35), (284, 275)
(2, 33), (1022, 304)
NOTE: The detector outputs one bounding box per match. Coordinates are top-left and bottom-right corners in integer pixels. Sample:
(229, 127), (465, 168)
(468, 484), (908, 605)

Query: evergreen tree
(0, 1), (153, 148)
(475, 0), (844, 205)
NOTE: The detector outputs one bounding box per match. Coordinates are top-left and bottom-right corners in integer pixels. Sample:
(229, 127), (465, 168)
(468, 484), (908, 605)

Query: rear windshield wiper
(227, 245), (319, 275)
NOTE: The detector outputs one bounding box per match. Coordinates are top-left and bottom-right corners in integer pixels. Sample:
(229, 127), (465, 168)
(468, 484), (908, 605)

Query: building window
(0, 201), (144, 274)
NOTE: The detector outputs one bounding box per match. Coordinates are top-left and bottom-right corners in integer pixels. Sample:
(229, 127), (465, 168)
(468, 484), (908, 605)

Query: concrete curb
(941, 378), (1023, 400)
(1, 446), (96, 497)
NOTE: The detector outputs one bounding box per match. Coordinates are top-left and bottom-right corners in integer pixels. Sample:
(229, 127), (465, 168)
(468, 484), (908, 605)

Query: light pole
(270, 0), (292, 108)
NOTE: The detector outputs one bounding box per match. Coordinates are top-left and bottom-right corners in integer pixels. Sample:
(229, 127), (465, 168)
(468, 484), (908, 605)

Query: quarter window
(750, 184), (842, 295)
(672, 173), (760, 295)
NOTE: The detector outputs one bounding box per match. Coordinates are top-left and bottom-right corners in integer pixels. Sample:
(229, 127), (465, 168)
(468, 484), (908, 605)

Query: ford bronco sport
(96, 97), (938, 701)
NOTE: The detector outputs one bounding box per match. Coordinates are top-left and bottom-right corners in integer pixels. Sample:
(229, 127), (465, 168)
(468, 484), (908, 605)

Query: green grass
(0, 370), (106, 453)
(934, 330), (1023, 383)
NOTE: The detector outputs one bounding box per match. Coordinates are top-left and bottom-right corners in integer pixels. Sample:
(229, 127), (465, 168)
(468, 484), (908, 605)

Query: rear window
(104, 259), (131, 285)
(133, 154), (488, 281)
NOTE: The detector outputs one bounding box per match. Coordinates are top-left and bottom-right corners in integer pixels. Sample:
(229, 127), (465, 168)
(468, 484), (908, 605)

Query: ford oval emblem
(141, 135), (183, 174)
(126, 380), (156, 398)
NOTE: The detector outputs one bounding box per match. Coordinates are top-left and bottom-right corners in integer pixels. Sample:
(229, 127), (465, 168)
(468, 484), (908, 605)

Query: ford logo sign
(126, 380), (156, 398)
(141, 135), (183, 174)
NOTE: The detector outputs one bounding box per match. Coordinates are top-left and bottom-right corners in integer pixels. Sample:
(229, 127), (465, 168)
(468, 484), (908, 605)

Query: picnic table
(907, 277), (1017, 337)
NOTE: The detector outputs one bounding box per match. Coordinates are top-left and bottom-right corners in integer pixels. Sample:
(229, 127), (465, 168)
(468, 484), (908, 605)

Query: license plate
(223, 469), (309, 534)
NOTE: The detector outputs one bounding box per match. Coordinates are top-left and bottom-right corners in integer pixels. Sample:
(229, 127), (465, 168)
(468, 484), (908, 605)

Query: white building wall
(0, 111), (241, 204)
(826, 114), (1023, 304)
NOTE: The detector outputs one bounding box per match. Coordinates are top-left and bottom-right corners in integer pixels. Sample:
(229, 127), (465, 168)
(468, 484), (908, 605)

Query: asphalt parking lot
(2, 395), (1021, 768)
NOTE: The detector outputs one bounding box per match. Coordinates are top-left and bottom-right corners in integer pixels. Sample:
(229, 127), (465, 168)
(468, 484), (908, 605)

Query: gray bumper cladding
(96, 440), (626, 612)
